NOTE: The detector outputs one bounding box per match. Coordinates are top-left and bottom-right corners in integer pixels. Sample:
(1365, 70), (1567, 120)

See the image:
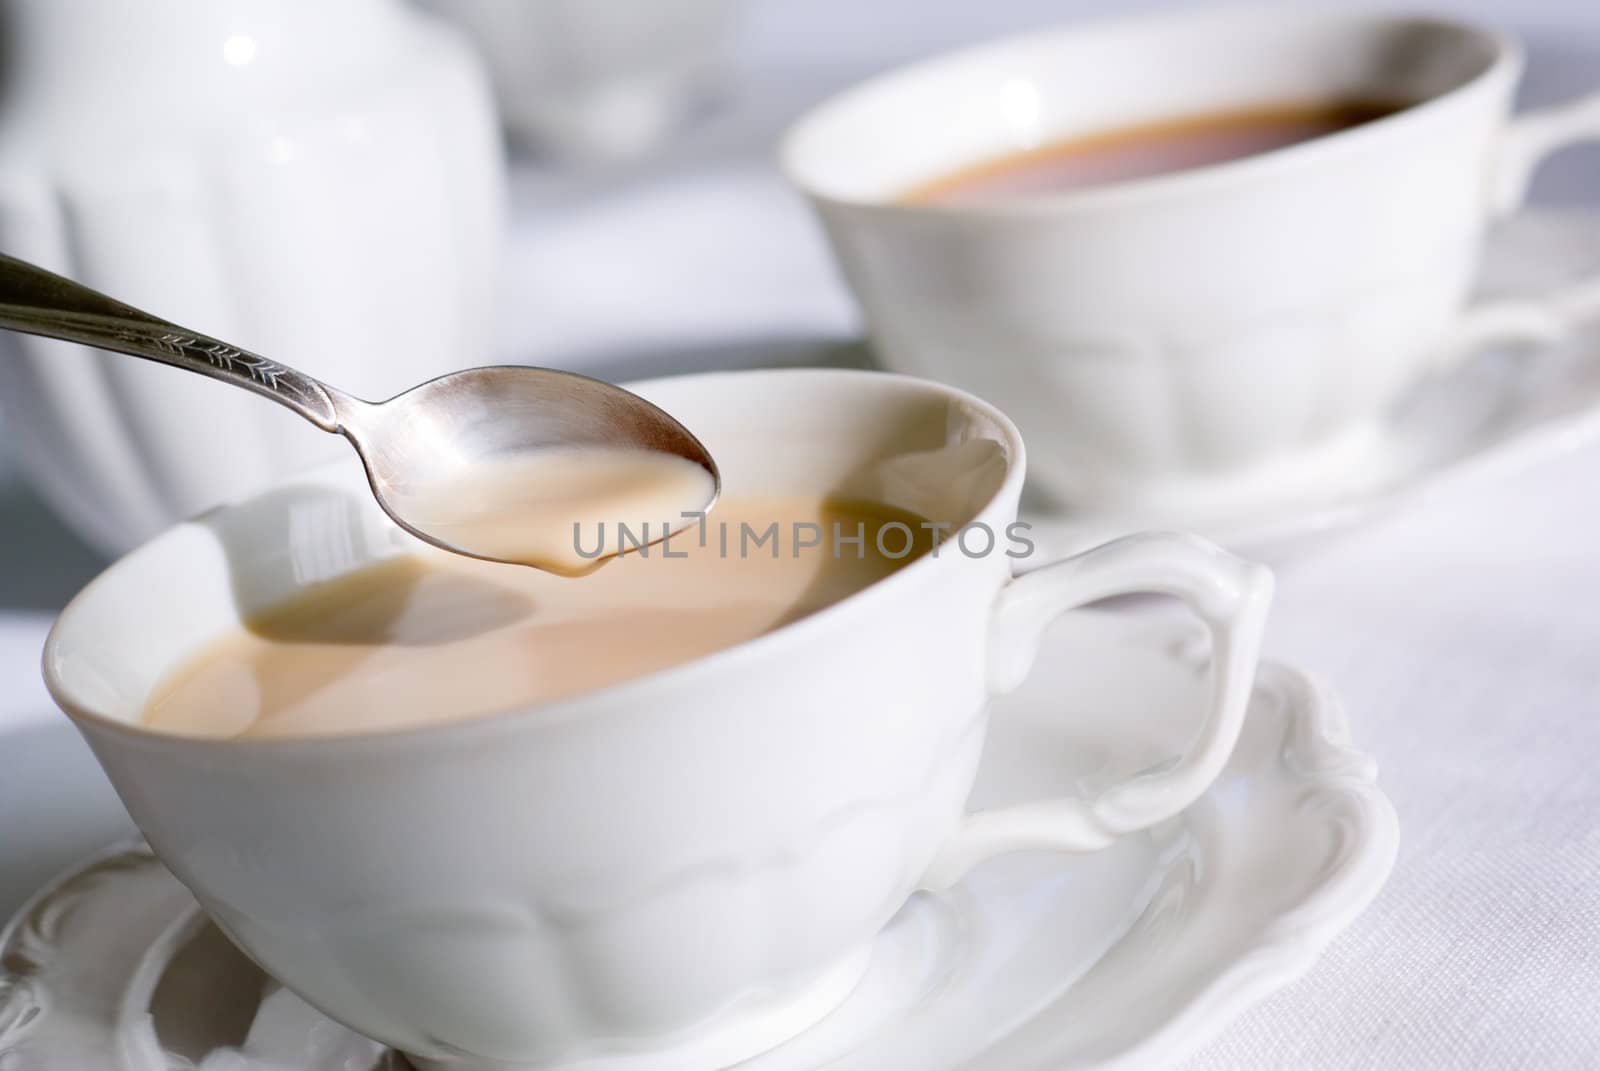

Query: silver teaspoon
(0, 253), (720, 572)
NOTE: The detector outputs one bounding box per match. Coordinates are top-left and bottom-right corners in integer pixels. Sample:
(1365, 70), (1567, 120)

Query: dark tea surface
(902, 100), (1404, 204)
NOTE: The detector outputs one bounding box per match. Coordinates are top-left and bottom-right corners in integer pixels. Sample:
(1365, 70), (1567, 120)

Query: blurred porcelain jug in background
(417, 0), (739, 162)
(0, 0), (505, 555)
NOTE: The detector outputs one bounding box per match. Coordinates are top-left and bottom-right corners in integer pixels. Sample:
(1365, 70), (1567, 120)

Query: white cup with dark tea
(782, 6), (1600, 511)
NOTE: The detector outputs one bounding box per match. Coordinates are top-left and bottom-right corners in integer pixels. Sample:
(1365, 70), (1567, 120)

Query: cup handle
(919, 533), (1274, 891)
(1433, 91), (1600, 365)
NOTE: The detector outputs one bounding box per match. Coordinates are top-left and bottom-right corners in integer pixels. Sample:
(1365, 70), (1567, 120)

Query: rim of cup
(42, 368), (1029, 751)
(780, 5), (1520, 216)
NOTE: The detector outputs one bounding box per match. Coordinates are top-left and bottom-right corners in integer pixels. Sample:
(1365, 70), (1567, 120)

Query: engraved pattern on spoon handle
(0, 253), (341, 431)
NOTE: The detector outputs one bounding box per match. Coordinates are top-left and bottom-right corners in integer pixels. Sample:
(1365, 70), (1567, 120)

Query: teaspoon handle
(0, 253), (342, 431)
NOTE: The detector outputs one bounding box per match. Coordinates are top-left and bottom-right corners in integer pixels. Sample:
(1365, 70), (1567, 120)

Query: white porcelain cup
(44, 370), (1272, 1071)
(782, 7), (1600, 510)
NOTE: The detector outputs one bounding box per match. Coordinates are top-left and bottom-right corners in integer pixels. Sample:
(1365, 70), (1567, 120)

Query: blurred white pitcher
(0, 0), (505, 555)
(784, 7), (1600, 510)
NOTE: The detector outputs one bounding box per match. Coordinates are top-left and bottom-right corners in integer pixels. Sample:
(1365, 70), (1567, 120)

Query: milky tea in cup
(142, 496), (943, 739)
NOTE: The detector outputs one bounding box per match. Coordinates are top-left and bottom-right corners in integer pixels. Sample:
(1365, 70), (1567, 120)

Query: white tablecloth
(3, 2), (1599, 1067)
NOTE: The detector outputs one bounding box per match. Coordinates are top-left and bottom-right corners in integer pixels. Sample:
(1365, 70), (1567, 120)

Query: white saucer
(1024, 210), (1600, 560)
(0, 612), (1397, 1071)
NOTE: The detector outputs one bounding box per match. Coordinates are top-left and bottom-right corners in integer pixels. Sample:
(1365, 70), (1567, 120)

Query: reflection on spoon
(391, 446), (721, 576)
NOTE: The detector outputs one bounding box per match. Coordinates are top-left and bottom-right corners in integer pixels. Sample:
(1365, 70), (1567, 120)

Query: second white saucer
(1024, 210), (1600, 560)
